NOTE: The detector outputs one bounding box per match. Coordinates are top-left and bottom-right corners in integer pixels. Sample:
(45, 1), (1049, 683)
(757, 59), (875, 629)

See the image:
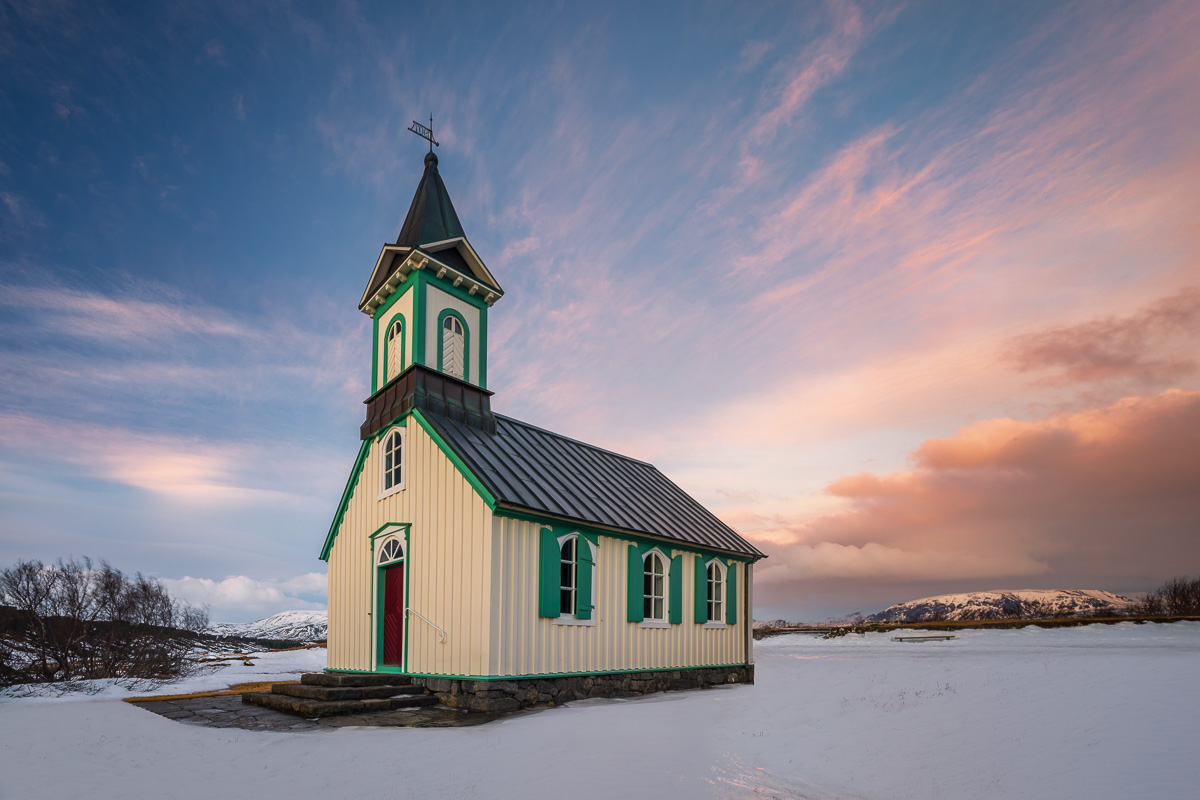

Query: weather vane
(408, 114), (439, 153)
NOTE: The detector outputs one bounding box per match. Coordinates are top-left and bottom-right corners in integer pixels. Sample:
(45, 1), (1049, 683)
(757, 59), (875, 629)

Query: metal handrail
(405, 607), (445, 643)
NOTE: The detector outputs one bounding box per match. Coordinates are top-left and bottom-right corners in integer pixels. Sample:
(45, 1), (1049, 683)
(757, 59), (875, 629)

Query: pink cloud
(753, 390), (1200, 607)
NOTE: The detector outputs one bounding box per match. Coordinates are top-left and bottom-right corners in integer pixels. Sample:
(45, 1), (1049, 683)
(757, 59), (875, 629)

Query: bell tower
(359, 149), (503, 395)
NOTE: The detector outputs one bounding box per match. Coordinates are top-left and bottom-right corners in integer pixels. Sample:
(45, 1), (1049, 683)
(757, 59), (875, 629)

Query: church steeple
(395, 152), (466, 249)
(359, 148), (503, 400)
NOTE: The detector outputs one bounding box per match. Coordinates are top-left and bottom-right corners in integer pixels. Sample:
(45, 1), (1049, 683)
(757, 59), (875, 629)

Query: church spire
(394, 151), (466, 249)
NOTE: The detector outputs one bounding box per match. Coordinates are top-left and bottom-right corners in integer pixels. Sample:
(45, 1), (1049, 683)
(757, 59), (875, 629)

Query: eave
(359, 245), (503, 317)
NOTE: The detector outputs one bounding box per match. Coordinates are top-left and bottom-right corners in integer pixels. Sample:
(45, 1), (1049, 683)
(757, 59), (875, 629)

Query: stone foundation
(409, 664), (754, 713)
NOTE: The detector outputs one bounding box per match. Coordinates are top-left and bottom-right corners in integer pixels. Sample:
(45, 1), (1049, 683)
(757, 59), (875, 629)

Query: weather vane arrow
(408, 115), (439, 153)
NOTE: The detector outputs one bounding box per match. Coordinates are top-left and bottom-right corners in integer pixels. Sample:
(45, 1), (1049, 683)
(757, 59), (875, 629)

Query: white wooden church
(319, 147), (765, 708)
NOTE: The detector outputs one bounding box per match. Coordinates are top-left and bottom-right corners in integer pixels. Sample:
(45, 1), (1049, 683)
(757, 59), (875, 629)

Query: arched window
(559, 536), (576, 615)
(643, 551), (667, 621)
(386, 317), (404, 380)
(706, 560), (725, 622)
(381, 429), (404, 495)
(377, 536), (404, 566)
(440, 314), (465, 379)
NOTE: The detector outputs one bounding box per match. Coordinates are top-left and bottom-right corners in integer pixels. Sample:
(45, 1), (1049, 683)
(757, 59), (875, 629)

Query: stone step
(242, 691), (440, 718)
(300, 671), (412, 688)
(272, 683), (425, 701)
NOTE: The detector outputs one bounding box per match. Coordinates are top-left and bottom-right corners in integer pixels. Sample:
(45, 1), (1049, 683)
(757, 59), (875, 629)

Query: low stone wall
(409, 664), (754, 713)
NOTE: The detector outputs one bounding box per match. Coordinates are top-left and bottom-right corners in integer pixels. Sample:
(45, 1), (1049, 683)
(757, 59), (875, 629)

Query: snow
(868, 588), (1136, 622)
(2, 622), (1198, 799)
(0, 647), (327, 702)
(207, 610), (328, 641)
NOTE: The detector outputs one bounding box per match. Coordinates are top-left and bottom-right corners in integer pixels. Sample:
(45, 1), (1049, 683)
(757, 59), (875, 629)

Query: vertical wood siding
(424, 284), (480, 386)
(490, 517), (748, 677)
(326, 420), (493, 675)
(376, 288), (414, 388)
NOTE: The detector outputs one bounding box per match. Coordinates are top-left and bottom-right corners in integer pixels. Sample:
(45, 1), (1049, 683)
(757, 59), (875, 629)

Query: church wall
(325, 418), (494, 676)
(374, 284), (414, 389)
(489, 516), (748, 677)
(424, 283), (481, 386)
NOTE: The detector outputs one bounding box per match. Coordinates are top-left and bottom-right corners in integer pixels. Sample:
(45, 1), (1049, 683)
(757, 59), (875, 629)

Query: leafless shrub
(1135, 576), (1200, 616)
(0, 557), (208, 687)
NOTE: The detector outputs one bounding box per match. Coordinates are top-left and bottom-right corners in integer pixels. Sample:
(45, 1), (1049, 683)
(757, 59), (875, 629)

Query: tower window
(381, 429), (404, 495)
(386, 317), (404, 380)
(441, 314), (465, 379)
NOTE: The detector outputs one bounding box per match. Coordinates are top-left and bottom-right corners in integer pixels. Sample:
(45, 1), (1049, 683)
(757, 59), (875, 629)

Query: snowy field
(2, 621), (1197, 799)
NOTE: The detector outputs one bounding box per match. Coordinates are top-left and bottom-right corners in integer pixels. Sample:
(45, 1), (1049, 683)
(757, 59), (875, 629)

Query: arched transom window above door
(377, 536), (403, 566)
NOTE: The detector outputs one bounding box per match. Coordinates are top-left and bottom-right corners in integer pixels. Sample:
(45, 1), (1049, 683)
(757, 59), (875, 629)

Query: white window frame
(639, 549), (669, 627)
(376, 535), (405, 566)
(441, 315), (465, 380)
(379, 428), (405, 499)
(704, 559), (728, 628)
(553, 533), (597, 627)
(386, 318), (404, 380)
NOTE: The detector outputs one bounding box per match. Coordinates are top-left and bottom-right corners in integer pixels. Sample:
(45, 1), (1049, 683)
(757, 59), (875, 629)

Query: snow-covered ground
(2, 622), (1197, 799)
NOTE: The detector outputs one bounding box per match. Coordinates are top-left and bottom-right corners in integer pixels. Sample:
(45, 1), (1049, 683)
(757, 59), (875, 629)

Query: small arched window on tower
(381, 428), (404, 496)
(441, 314), (465, 379)
(386, 317), (404, 381)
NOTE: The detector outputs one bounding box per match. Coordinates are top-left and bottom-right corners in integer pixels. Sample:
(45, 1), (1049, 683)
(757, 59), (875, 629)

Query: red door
(382, 564), (405, 666)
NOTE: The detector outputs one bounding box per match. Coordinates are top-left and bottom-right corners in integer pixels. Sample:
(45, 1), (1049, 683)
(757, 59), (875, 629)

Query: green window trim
(435, 307), (471, 383)
(493, 506), (754, 566)
(627, 542), (678, 624)
(669, 554), (683, 624)
(693, 555), (707, 624)
(369, 523), (411, 672)
(726, 561), (738, 625)
(382, 312), (406, 385)
(538, 526), (597, 619)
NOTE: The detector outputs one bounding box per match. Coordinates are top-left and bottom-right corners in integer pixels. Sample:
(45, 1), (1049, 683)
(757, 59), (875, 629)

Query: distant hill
(866, 590), (1136, 623)
(207, 610), (328, 642)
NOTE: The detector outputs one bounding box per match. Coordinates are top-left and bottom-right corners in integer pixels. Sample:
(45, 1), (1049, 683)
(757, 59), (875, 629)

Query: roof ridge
(493, 413), (655, 468)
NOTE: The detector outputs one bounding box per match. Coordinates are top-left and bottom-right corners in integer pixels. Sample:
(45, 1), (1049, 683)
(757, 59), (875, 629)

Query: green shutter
(626, 545), (643, 622)
(669, 554), (683, 624)
(694, 556), (707, 623)
(575, 538), (594, 620)
(538, 527), (560, 618)
(725, 562), (738, 625)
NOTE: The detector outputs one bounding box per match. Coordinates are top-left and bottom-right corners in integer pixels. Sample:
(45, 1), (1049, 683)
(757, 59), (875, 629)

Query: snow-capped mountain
(207, 610), (328, 642)
(867, 590), (1136, 623)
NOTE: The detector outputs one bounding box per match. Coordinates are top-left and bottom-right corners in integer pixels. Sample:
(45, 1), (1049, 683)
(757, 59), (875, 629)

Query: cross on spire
(408, 114), (439, 154)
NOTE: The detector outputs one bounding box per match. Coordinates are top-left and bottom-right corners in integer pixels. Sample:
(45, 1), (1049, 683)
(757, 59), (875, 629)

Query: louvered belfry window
(387, 319), (403, 380)
(441, 315), (464, 379)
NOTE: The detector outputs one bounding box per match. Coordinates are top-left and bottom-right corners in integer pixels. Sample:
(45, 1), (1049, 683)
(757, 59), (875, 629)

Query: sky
(1, 0), (1197, 623)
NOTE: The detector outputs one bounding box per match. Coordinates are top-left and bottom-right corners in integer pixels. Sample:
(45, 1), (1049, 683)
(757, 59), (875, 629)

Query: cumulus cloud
(162, 572), (327, 623)
(754, 390), (1200, 610)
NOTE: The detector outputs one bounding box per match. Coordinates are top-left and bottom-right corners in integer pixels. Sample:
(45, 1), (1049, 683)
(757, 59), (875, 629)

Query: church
(319, 144), (766, 711)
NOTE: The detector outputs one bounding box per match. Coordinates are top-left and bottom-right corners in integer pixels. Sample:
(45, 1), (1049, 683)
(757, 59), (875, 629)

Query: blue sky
(2, 1), (1198, 622)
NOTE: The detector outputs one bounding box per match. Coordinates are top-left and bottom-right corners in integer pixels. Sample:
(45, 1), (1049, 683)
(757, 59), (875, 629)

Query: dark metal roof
(363, 152), (499, 303)
(420, 410), (766, 560)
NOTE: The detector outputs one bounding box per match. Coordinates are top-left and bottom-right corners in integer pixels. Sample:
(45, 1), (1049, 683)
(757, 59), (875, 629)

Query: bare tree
(0, 558), (208, 686)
